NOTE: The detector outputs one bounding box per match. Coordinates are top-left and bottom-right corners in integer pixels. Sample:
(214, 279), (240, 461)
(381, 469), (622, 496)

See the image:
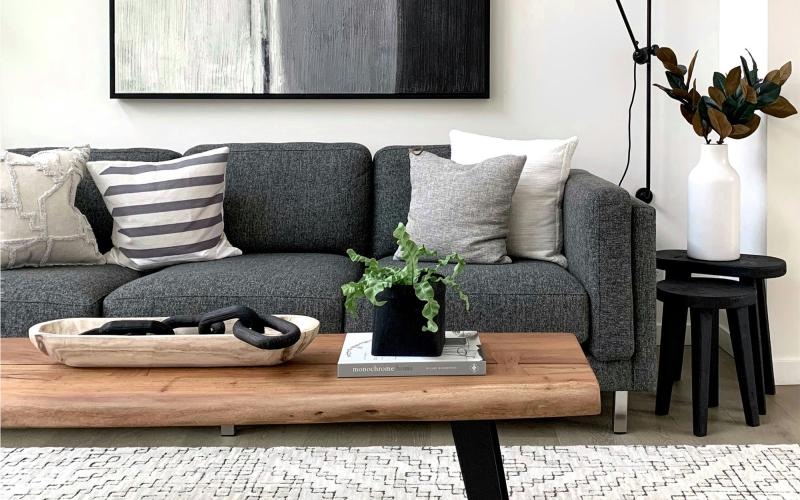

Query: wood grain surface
(1, 333), (600, 428)
(28, 315), (319, 368)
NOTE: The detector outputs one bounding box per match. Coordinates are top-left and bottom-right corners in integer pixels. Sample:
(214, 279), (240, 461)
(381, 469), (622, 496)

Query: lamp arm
(614, 0), (640, 51)
(614, 0), (657, 65)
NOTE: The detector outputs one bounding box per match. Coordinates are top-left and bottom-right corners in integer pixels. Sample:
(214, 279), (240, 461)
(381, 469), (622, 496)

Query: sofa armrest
(630, 197), (657, 391)
(563, 170), (633, 361)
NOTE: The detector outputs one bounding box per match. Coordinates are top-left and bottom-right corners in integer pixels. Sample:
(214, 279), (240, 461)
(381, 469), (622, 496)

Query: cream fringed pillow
(450, 130), (579, 267)
(0, 147), (105, 269)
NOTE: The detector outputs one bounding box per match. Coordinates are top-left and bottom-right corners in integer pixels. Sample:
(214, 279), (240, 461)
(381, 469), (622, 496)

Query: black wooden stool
(656, 250), (787, 416)
(656, 278), (760, 437)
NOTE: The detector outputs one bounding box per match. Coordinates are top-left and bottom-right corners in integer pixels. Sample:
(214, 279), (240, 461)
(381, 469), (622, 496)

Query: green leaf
(740, 55), (754, 86)
(746, 49), (758, 83)
(341, 222), (470, 332)
(666, 72), (685, 90)
(701, 95), (721, 112)
(757, 82), (781, 107)
(713, 72), (727, 93)
(413, 281), (440, 332)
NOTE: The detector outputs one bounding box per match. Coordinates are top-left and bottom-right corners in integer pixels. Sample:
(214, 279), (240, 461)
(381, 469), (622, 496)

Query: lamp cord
(619, 60), (637, 187)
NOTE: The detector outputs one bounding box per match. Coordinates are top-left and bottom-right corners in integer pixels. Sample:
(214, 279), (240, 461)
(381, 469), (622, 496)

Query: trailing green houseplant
(654, 47), (796, 143)
(342, 223), (469, 356)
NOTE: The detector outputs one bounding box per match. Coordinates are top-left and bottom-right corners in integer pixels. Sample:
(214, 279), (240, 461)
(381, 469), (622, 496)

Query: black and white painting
(110, 0), (489, 98)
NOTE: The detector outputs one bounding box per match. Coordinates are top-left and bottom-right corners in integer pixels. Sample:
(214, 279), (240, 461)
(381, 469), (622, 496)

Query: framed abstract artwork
(109, 0), (489, 98)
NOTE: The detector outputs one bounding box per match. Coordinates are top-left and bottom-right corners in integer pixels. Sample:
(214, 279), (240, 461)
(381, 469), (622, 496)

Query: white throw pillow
(450, 130), (578, 266)
(88, 147), (241, 270)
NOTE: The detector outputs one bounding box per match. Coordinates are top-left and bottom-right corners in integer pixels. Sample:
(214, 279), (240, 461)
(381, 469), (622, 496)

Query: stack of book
(337, 331), (485, 378)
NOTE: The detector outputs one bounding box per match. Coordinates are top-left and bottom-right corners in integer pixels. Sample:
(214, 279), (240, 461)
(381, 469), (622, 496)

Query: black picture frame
(109, 0), (490, 99)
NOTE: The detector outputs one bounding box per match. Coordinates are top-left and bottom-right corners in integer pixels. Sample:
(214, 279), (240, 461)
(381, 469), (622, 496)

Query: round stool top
(656, 249), (786, 279)
(657, 278), (757, 309)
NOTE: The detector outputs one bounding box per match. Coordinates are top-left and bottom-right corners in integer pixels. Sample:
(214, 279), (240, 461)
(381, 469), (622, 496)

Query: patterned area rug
(2, 445), (799, 499)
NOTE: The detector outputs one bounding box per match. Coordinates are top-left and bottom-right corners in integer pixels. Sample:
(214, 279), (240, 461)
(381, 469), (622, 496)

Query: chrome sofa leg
(613, 391), (628, 434)
(220, 425), (236, 436)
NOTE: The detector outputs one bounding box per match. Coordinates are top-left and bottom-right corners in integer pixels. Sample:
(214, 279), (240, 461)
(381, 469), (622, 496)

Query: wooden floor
(3, 348), (798, 448)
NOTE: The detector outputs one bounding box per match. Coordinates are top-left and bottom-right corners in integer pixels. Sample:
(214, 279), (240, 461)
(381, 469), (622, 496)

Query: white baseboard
(773, 358), (800, 386)
(655, 323), (797, 386)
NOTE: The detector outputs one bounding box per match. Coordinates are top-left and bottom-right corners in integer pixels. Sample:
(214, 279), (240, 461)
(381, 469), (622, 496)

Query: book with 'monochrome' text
(337, 331), (485, 378)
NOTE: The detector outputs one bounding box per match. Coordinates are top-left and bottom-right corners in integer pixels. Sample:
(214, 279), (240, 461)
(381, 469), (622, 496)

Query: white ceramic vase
(687, 144), (741, 261)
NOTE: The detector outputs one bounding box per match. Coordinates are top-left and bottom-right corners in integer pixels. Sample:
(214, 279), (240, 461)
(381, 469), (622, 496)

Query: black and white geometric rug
(2, 445), (799, 499)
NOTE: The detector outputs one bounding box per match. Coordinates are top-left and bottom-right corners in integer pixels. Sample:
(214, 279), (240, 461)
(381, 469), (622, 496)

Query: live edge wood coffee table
(2, 333), (600, 500)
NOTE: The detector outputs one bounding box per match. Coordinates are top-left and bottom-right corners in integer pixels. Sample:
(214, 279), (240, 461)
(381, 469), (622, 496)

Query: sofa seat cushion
(103, 253), (362, 333)
(344, 258), (589, 341)
(0, 265), (141, 337)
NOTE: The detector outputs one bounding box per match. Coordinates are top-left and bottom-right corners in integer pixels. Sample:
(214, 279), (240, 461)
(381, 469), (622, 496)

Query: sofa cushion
(344, 257), (589, 341)
(103, 253), (362, 333)
(8, 148), (182, 253)
(0, 265), (141, 337)
(373, 145), (451, 258)
(184, 143), (373, 255)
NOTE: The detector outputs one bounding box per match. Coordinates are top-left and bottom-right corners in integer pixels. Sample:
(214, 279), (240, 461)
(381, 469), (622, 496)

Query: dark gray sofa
(2, 143), (656, 413)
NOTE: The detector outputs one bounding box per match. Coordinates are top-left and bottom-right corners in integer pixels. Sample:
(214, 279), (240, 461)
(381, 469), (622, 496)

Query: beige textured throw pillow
(450, 130), (579, 267)
(0, 147), (105, 269)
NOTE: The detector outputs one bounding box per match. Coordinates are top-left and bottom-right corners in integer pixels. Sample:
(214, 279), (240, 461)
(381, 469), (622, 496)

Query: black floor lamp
(615, 0), (657, 204)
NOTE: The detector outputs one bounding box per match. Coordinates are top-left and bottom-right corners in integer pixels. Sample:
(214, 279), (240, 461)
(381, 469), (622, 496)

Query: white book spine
(337, 360), (485, 378)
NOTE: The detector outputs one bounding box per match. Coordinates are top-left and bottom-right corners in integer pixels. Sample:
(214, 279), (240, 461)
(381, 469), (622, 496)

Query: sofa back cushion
(184, 143), (372, 255)
(7, 148), (182, 253)
(373, 145), (450, 258)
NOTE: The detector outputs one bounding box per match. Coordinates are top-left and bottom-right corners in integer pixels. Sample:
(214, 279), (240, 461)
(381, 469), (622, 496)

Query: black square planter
(371, 282), (446, 357)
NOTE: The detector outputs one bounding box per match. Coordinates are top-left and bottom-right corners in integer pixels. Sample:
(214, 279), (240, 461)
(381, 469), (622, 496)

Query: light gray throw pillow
(395, 151), (527, 264)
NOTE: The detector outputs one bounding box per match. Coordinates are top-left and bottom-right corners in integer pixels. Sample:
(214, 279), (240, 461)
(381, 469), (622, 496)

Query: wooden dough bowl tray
(28, 315), (320, 368)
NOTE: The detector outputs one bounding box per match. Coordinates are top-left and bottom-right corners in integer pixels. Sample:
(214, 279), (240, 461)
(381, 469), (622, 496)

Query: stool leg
(656, 301), (681, 415)
(742, 278), (766, 414)
(690, 308), (713, 437)
(727, 307), (760, 427)
(710, 312), (719, 408)
(672, 305), (689, 382)
(756, 279), (776, 395)
(665, 270), (690, 382)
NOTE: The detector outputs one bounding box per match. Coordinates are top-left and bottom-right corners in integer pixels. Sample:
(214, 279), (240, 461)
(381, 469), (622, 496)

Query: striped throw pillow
(88, 147), (241, 270)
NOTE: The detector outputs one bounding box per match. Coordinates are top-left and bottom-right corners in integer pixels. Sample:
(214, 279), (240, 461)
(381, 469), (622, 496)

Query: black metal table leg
(756, 279), (776, 395)
(451, 420), (508, 500)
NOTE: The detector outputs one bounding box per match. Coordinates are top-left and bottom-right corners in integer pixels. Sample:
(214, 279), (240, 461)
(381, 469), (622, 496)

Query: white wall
(651, 0), (721, 250)
(767, 0), (800, 386)
(1, 0), (717, 238)
(720, 0), (768, 255)
(25, 2), (800, 375)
